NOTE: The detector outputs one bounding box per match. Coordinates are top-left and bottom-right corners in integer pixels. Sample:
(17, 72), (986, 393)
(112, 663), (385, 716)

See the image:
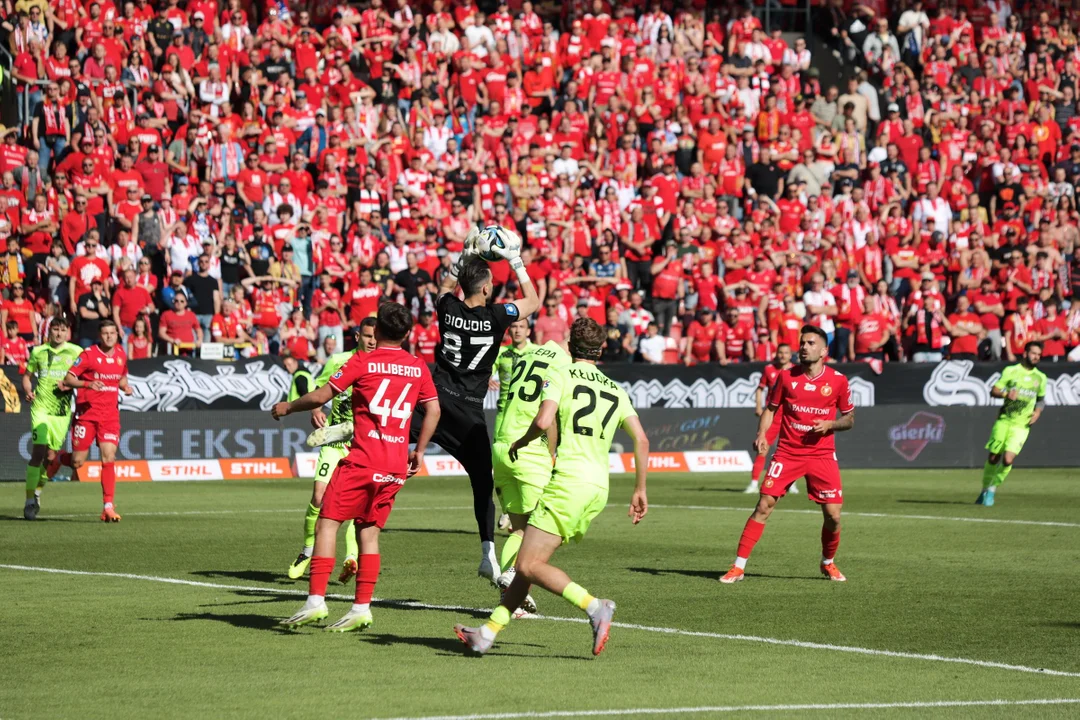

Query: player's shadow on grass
(895, 499), (974, 506)
(191, 569), (294, 584)
(383, 528), (474, 536)
(683, 487), (750, 493)
(360, 632), (589, 661)
(374, 599), (489, 620)
(0, 514), (80, 523)
(172, 611), (294, 634)
(628, 567), (821, 582)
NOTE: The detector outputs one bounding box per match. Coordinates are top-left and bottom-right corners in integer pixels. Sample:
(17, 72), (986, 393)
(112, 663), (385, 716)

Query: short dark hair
(357, 316), (378, 333)
(1024, 340), (1043, 353)
(569, 317), (606, 360)
(776, 343), (791, 351)
(800, 324), (828, 345)
(375, 302), (412, 342)
(99, 319), (119, 333)
(50, 317), (70, 330)
(458, 256), (492, 297)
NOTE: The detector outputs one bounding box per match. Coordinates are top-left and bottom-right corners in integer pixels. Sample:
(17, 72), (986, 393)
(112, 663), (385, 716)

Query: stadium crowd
(1, 0), (1079, 371)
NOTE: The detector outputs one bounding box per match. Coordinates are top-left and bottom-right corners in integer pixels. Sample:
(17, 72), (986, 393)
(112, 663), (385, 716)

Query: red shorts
(320, 457), (405, 527)
(765, 414), (781, 445)
(761, 451), (843, 505)
(71, 417), (121, 452)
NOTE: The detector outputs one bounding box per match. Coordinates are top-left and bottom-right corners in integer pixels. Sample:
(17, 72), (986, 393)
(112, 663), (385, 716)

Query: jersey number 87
(442, 331), (495, 370)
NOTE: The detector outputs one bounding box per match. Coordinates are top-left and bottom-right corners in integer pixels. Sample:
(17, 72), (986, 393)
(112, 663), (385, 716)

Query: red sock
(736, 518), (766, 559)
(308, 556), (335, 597)
(355, 554), (381, 605)
(751, 455), (766, 482)
(59, 451), (72, 467)
(101, 462), (116, 505)
(821, 527), (840, 560)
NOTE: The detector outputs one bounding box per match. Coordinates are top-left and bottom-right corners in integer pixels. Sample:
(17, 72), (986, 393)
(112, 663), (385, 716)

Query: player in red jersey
(272, 303), (441, 632)
(744, 343), (794, 494)
(63, 320), (132, 522)
(721, 325), (855, 584)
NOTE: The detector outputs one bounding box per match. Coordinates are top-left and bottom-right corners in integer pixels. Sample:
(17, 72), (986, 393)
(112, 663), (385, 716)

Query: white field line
(376, 699), (1080, 720)
(2, 564), (1079, 679)
(647, 504), (1080, 529)
(42, 506), (474, 519)
(35, 503), (1080, 529)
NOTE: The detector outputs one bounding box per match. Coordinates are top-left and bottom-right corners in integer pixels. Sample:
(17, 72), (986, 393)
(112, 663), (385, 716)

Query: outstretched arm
(622, 414), (649, 524)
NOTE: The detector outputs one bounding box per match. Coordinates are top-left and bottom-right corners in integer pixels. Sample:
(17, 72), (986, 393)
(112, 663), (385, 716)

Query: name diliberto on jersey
(368, 362), (423, 378)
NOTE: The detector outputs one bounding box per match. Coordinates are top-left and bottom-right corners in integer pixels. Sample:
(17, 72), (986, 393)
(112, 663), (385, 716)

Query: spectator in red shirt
(947, 295), (986, 361)
(534, 296), (570, 346)
(851, 296), (893, 362)
(683, 308), (721, 365)
(112, 268), (155, 339)
(1035, 299), (1068, 361)
(718, 305), (755, 364)
(410, 310), (441, 364)
(159, 293), (202, 354)
(312, 270), (345, 356)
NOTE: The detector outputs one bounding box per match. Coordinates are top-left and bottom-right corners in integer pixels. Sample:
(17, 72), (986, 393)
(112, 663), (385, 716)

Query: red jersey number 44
(328, 347), (437, 475)
(766, 365), (853, 456)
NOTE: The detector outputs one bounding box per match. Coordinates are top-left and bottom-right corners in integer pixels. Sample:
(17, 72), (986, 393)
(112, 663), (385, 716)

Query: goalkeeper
(978, 341), (1047, 507)
(287, 318), (377, 581)
(408, 226), (541, 582)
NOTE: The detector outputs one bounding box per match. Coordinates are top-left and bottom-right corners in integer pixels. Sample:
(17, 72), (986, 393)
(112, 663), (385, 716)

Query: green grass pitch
(2, 469), (1079, 719)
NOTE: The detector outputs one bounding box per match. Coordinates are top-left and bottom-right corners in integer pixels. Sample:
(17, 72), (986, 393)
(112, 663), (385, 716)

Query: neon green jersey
(542, 361), (636, 489)
(26, 342), (83, 417)
(316, 351), (357, 428)
(493, 341), (570, 444)
(493, 341), (534, 415)
(993, 363), (1047, 425)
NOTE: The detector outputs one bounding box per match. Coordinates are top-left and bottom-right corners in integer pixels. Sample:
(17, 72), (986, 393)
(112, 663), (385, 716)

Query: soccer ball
(475, 225), (517, 262)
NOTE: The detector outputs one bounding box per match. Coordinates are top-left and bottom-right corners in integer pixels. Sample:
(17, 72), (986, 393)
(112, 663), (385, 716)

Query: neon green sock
(25, 465), (40, 499)
(561, 582), (595, 611)
(499, 532), (522, 574)
(344, 520), (358, 559)
(993, 464), (1013, 487)
(484, 605), (511, 634)
(982, 461), (997, 489)
(303, 503), (319, 550)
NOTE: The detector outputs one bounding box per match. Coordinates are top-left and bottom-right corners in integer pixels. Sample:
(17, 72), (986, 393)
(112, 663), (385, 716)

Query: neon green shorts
(986, 420), (1030, 456)
(492, 441), (553, 515)
(314, 445), (348, 484)
(528, 473), (608, 544)
(31, 411), (71, 451)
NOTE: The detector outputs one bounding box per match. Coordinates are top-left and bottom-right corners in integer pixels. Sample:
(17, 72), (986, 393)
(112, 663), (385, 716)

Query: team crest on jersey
(820, 385), (833, 397)
(505, 303), (519, 317)
(764, 479), (774, 488)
